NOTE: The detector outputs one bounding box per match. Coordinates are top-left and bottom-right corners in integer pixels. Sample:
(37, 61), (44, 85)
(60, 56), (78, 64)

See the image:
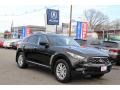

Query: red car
(0, 40), (3, 47)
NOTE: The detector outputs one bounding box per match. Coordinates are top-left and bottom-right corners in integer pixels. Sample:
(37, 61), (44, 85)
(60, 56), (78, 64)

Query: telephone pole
(69, 5), (72, 37)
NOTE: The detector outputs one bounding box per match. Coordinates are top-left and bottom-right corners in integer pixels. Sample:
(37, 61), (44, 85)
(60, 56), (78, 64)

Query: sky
(0, 0), (120, 33)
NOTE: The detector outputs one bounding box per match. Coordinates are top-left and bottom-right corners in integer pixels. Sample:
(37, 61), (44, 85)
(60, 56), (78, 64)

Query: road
(0, 48), (120, 85)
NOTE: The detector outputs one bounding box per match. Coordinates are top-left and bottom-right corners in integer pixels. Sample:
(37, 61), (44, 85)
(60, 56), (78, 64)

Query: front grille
(88, 57), (110, 64)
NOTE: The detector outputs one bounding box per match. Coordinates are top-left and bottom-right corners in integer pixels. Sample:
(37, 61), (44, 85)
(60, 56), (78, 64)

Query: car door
(34, 35), (54, 66)
(25, 35), (39, 61)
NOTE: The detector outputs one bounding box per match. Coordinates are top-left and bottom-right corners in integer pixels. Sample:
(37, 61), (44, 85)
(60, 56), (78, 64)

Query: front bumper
(74, 63), (112, 75)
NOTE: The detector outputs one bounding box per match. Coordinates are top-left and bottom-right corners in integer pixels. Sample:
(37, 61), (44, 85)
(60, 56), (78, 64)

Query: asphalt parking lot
(0, 48), (120, 85)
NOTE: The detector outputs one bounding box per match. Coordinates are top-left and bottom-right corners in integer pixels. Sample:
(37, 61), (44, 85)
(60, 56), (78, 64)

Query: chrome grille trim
(88, 57), (110, 64)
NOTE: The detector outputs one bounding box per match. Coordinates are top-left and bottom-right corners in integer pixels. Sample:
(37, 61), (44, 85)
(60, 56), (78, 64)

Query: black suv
(16, 33), (112, 83)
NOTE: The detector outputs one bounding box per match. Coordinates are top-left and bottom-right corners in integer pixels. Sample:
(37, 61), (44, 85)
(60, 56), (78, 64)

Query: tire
(91, 74), (104, 79)
(54, 59), (71, 83)
(16, 52), (28, 68)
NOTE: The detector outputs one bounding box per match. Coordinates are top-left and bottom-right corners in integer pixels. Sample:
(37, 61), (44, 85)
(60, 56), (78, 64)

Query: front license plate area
(101, 66), (107, 71)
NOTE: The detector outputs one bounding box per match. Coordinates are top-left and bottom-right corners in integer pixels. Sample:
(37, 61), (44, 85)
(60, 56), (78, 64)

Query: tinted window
(23, 37), (28, 42)
(39, 35), (48, 43)
(48, 35), (80, 46)
(86, 40), (102, 45)
(102, 41), (119, 48)
(28, 35), (39, 45)
(75, 39), (87, 46)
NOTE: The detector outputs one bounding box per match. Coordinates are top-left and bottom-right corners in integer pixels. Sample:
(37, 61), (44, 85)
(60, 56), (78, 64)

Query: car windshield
(75, 39), (87, 46)
(48, 35), (80, 47)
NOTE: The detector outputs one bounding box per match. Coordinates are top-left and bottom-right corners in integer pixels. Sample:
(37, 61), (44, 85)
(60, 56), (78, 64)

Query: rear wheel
(91, 74), (104, 79)
(54, 59), (71, 83)
(16, 52), (28, 68)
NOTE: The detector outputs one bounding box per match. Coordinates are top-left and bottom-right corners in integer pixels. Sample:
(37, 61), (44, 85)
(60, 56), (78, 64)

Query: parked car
(87, 40), (109, 54)
(0, 40), (3, 47)
(75, 39), (109, 53)
(3, 39), (12, 48)
(16, 33), (112, 83)
(3, 39), (19, 49)
(10, 39), (22, 49)
(102, 41), (120, 65)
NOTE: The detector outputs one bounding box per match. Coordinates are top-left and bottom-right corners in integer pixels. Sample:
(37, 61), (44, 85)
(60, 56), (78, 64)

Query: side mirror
(39, 42), (49, 48)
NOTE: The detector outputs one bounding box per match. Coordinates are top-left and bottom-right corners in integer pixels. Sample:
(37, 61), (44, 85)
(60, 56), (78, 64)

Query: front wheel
(16, 52), (28, 68)
(54, 59), (71, 83)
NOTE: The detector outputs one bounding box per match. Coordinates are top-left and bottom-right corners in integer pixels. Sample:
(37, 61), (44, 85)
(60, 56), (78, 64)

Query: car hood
(53, 46), (109, 57)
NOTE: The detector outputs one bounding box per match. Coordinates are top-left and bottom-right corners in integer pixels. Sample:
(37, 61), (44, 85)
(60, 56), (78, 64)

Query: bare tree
(84, 9), (109, 31)
(110, 19), (120, 30)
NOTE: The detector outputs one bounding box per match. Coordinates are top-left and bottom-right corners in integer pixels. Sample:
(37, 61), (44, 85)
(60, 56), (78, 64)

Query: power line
(0, 5), (58, 16)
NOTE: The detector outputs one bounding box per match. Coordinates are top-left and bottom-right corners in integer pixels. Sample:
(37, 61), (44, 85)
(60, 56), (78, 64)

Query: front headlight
(66, 52), (86, 60)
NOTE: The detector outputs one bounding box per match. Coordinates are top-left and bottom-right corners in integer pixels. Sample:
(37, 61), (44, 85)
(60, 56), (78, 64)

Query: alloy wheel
(18, 55), (24, 67)
(56, 63), (67, 80)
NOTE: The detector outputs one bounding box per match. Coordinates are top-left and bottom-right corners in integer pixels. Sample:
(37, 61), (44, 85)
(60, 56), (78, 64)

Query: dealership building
(11, 25), (46, 38)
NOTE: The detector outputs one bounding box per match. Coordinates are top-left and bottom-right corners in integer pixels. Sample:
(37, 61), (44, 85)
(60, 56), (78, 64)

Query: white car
(3, 39), (19, 48)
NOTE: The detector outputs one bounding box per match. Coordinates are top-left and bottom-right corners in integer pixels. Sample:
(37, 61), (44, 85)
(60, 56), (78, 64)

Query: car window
(102, 41), (119, 48)
(75, 39), (87, 46)
(28, 35), (39, 45)
(23, 37), (28, 42)
(88, 40), (101, 45)
(38, 35), (48, 43)
(48, 35), (80, 46)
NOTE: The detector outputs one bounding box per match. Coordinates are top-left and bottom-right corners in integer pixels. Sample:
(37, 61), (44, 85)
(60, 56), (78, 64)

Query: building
(11, 25), (46, 38)
(95, 29), (120, 40)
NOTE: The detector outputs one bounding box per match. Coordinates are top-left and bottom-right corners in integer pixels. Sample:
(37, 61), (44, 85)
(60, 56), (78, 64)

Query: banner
(82, 22), (88, 40)
(76, 22), (82, 39)
(26, 27), (31, 37)
(76, 22), (88, 40)
(21, 26), (26, 39)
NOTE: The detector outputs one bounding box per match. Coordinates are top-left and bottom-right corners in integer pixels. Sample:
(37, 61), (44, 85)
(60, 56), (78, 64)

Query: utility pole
(10, 19), (13, 39)
(69, 5), (72, 37)
(56, 25), (57, 34)
(11, 20), (13, 32)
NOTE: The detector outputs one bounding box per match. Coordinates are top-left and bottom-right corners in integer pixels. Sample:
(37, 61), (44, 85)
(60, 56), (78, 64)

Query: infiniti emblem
(99, 58), (103, 63)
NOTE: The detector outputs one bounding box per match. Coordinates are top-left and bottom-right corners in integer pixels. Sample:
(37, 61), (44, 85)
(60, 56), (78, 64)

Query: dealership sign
(76, 22), (88, 40)
(46, 9), (59, 25)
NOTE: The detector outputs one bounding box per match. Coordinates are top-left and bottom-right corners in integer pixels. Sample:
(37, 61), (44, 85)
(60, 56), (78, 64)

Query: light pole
(69, 5), (72, 37)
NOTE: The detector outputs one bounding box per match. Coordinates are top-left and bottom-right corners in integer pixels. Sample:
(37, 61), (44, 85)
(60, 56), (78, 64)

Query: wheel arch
(16, 49), (24, 62)
(50, 54), (72, 72)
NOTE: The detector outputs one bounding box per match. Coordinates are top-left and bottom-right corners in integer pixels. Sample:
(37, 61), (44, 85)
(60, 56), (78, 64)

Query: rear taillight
(109, 49), (120, 56)
(109, 49), (120, 53)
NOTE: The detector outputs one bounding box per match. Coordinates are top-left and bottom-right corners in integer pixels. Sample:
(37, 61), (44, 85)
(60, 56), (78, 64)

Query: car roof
(32, 32), (66, 37)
